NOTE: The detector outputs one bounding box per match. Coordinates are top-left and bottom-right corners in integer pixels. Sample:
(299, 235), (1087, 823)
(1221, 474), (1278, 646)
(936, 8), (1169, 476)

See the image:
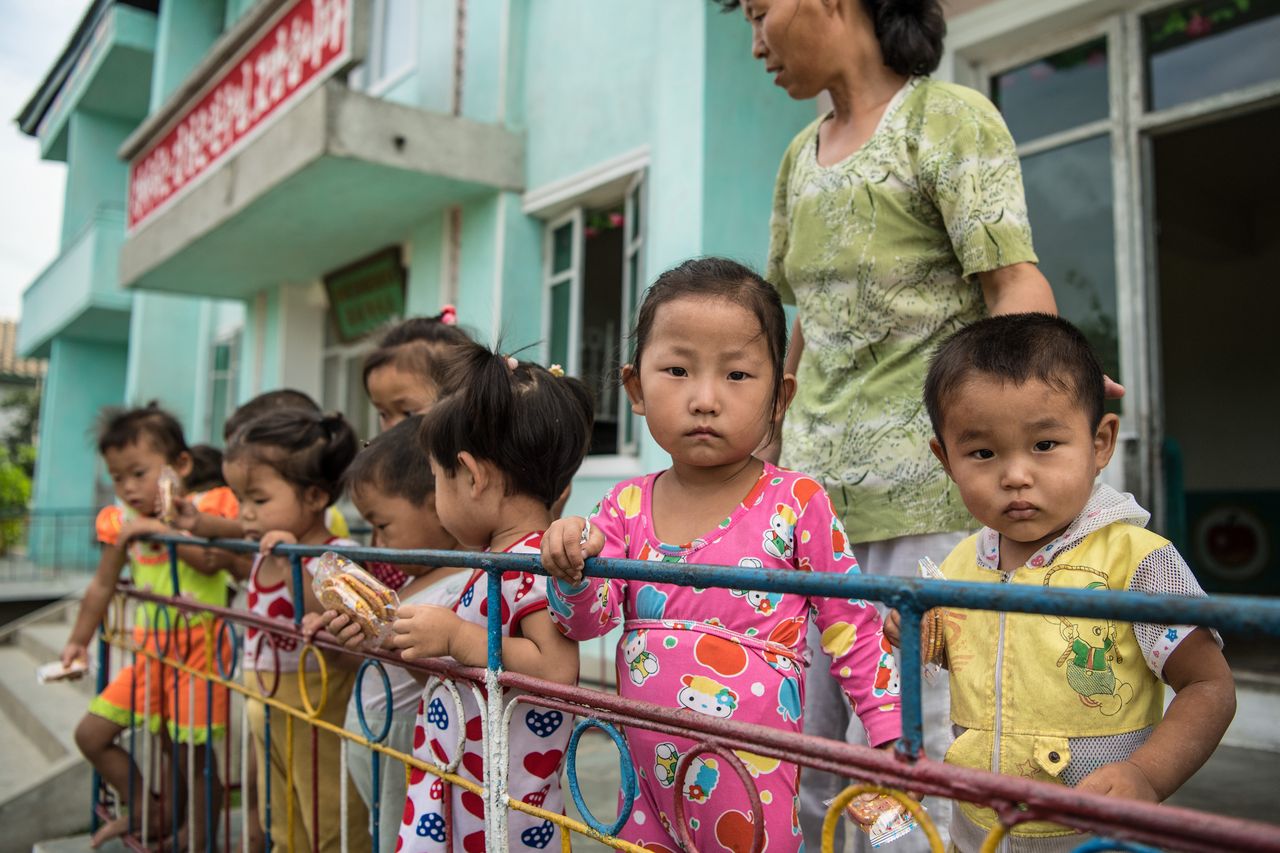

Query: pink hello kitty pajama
(549, 464), (901, 852)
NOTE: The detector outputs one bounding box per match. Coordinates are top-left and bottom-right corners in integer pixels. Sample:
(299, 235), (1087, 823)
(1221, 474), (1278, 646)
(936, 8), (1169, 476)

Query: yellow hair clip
(548, 364), (565, 378)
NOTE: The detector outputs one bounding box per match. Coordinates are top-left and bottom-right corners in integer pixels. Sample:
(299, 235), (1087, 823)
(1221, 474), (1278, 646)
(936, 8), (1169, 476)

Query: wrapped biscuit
(157, 465), (181, 524)
(311, 551), (400, 648)
(917, 557), (948, 677)
(834, 792), (920, 847)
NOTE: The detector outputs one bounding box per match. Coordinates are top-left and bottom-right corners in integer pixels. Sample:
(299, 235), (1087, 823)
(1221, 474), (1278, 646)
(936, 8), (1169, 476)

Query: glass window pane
(1021, 135), (1121, 385)
(213, 342), (231, 371)
(209, 377), (228, 444)
(552, 223), (574, 275)
(628, 185), (642, 243)
(376, 0), (416, 80)
(1145, 0), (1280, 111)
(549, 282), (570, 369)
(992, 38), (1109, 144)
(322, 354), (341, 412)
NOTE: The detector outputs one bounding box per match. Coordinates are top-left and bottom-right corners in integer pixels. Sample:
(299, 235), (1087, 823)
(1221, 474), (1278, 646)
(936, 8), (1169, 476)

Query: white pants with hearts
(398, 681), (571, 852)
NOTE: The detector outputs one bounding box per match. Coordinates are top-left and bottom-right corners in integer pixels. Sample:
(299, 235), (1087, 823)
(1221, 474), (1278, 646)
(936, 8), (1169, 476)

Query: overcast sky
(0, 0), (87, 321)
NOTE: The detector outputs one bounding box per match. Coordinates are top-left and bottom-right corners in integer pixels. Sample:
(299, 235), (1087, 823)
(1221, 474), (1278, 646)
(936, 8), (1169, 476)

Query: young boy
(890, 313), (1235, 852)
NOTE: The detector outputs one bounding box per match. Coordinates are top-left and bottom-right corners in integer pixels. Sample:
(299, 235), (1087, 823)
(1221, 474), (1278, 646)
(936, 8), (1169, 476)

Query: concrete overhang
(16, 2), (157, 161)
(118, 81), (524, 299)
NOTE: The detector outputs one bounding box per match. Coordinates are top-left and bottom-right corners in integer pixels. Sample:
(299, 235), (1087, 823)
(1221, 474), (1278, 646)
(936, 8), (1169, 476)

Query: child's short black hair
(924, 313), (1106, 439)
(223, 389), (319, 443)
(186, 444), (226, 492)
(97, 402), (188, 462)
(633, 257), (789, 443)
(361, 314), (473, 395)
(345, 415), (435, 506)
(225, 409), (356, 504)
(422, 341), (593, 509)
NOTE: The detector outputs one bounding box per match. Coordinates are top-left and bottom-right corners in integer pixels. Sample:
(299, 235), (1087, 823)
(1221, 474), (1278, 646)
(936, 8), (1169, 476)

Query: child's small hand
(540, 516), (604, 583)
(259, 530), (297, 556)
(389, 604), (459, 661)
(300, 612), (327, 643)
(884, 609), (902, 647)
(120, 517), (170, 544)
(1076, 760), (1158, 802)
(170, 496), (201, 532)
(61, 641), (88, 670)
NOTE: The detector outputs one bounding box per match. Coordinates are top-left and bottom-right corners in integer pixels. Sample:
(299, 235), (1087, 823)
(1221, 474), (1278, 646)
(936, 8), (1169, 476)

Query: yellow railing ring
(821, 783), (943, 853)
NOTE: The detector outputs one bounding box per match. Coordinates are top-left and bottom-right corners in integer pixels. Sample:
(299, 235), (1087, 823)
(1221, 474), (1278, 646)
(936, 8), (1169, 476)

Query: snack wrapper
(831, 792), (920, 848)
(311, 551), (401, 648)
(37, 659), (88, 684)
(918, 557), (948, 680)
(157, 465), (181, 525)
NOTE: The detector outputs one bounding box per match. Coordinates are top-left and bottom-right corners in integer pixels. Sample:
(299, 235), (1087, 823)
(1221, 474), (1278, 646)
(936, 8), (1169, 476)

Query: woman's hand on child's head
(389, 603), (458, 661)
(1076, 760), (1158, 803)
(541, 516), (604, 583)
(258, 529), (297, 556)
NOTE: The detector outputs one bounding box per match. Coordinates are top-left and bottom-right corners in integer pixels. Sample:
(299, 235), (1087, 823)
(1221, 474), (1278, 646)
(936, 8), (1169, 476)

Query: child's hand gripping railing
(89, 533), (1280, 853)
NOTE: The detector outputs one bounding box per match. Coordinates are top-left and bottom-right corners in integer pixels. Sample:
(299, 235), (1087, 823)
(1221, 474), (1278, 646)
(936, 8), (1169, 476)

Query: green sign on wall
(324, 247), (406, 343)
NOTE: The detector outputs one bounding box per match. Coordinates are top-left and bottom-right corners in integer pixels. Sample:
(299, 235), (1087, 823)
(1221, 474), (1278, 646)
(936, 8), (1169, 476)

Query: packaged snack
(37, 659), (88, 684)
(917, 557), (948, 678)
(157, 465), (181, 525)
(833, 792), (920, 848)
(311, 551), (400, 647)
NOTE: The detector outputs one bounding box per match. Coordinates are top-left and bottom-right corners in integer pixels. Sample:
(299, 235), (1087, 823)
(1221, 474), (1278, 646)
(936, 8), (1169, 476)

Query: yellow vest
(940, 523), (1167, 837)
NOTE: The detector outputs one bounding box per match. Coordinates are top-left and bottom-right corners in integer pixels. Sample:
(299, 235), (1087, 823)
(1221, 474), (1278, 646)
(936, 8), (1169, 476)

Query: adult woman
(731, 0), (1058, 848)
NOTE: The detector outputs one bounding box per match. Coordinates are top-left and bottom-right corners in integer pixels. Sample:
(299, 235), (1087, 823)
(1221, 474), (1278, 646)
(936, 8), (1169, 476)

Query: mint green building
(17, 0), (813, 538)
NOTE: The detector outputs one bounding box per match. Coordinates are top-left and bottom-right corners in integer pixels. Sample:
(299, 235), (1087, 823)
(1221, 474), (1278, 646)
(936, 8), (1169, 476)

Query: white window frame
(207, 331), (241, 444)
(321, 337), (378, 440)
(958, 0), (1280, 526)
(537, 168), (647, 465)
(350, 0), (419, 97)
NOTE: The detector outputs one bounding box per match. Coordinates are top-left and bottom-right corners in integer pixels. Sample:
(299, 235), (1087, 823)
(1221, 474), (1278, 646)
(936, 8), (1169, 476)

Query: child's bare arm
(1077, 628), (1234, 801)
(171, 496), (244, 539)
(63, 544), (129, 666)
(391, 606), (580, 686)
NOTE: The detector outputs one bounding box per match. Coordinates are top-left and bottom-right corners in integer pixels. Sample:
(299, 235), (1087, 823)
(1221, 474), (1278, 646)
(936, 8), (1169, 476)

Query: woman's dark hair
(97, 402), (188, 463)
(714, 0), (945, 77)
(632, 257), (789, 441)
(223, 388), (319, 443)
(422, 342), (593, 509)
(345, 415), (435, 506)
(225, 409), (357, 504)
(361, 313), (473, 395)
(924, 313), (1106, 441)
(186, 444), (227, 492)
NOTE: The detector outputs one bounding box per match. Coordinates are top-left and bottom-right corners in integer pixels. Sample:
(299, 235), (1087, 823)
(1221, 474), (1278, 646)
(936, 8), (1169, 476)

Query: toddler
(225, 408), (370, 853)
(389, 340), (591, 852)
(362, 309), (471, 432)
(302, 416), (467, 852)
(541, 258), (901, 852)
(62, 404), (238, 849)
(889, 313), (1235, 852)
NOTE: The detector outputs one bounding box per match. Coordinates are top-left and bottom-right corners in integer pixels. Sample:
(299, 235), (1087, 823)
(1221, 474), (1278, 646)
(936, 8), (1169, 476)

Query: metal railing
(88, 534), (1280, 853)
(0, 508), (100, 580)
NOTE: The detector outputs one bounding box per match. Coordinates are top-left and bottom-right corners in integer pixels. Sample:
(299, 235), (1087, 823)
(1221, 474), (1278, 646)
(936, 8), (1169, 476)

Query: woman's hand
(390, 604), (461, 661)
(540, 517), (604, 584)
(258, 530), (297, 556)
(302, 609), (367, 650)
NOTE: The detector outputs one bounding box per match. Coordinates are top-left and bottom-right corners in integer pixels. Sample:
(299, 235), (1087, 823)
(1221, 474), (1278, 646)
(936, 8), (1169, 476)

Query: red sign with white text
(126, 0), (351, 231)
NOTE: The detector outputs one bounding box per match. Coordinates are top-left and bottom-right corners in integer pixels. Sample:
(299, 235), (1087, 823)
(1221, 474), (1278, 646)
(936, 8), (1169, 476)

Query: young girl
(224, 409), (370, 853)
(363, 308), (471, 432)
(541, 258), (902, 852)
(61, 404), (238, 850)
(301, 416), (468, 852)
(388, 341), (591, 853)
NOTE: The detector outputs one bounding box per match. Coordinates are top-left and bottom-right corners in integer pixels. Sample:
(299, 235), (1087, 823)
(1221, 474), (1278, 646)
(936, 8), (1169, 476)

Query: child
(362, 309), (471, 432)
(889, 313), (1235, 852)
(61, 404), (238, 850)
(224, 408), (371, 853)
(301, 416), (468, 852)
(540, 258), (901, 852)
(389, 340), (590, 853)
(185, 444), (228, 493)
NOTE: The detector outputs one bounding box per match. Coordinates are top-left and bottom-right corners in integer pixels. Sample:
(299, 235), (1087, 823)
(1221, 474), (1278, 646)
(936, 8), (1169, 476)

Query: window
(349, 0), (418, 95)
(321, 323), (378, 443)
(208, 334), (241, 444)
(543, 172), (645, 457)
